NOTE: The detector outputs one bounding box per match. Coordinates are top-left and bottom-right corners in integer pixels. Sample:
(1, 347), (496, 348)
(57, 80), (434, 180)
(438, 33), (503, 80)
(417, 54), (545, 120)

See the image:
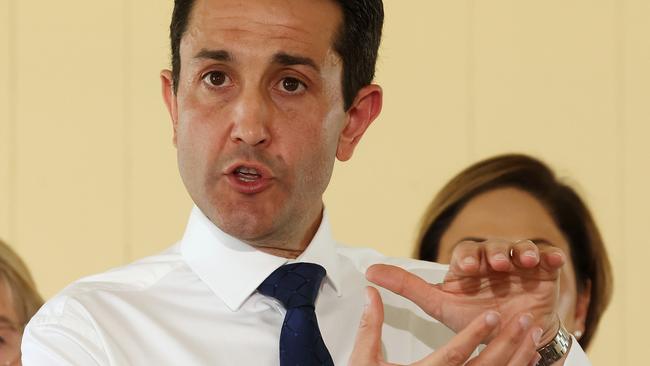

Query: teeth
(238, 175), (257, 183)
(236, 166), (259, 175)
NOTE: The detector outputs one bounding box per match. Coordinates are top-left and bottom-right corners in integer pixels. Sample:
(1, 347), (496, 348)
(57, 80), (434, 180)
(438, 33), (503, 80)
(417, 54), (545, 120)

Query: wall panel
(0, 0), (11, 240)
(623, 0), (650, 363)
(470, 1), (624, 363)
(326, 0), (472, 256)
(13, 1), (127, 297)
(127, 0), (190, 261)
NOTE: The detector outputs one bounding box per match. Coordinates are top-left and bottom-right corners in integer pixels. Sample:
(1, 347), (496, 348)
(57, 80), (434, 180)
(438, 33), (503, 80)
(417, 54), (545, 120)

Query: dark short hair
(170, 0), (384, 110)
(416, 154), (613, 350)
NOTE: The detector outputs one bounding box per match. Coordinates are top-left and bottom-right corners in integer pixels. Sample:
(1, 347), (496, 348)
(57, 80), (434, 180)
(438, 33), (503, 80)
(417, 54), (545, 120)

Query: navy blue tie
(257, 263), (335, 366)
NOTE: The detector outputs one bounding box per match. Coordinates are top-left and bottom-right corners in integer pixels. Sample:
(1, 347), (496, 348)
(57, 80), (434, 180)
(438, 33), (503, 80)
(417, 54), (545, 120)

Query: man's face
(162, 0), (378, 248)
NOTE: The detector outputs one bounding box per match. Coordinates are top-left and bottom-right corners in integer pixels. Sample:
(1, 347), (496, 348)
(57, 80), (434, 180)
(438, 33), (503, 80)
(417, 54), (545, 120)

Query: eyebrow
(194, 49), (232, 62)
(454, 237), (556, 246)
(193, 49), (319, 72)
(529, 238), (555, 246)
(455, 236), (487, 244)
(272, 52), (319, 71)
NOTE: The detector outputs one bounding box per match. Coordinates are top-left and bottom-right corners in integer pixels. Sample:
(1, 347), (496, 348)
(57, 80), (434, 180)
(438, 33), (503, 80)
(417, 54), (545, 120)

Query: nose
(229, 88), (271, 147)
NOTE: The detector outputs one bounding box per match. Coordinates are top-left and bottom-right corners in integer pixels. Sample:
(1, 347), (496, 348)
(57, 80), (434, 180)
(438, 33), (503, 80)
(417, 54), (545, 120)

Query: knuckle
(443, 347), (468, 365)
(505, 329), (524, 346)
(358, 316), (370, 329)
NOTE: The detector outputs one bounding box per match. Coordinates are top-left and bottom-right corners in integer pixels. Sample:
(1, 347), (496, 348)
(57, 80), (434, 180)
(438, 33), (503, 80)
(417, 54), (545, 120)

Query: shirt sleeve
(21, 296), (108, 366)
(564, 336), (592, 365)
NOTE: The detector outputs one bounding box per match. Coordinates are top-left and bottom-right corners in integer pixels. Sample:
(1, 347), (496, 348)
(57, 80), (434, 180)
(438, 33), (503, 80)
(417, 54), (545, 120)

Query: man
(22, 0), (590, 365)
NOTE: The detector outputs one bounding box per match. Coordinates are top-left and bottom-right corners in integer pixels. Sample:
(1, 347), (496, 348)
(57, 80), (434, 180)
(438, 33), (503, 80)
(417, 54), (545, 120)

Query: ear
(161, 69), (179, 147)
(573, 280), (592, 339)
(336, 84), (383, 162)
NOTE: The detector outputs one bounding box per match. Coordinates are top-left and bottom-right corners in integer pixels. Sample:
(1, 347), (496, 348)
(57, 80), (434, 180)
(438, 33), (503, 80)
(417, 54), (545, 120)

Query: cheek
(284, 100), (340, 153)
(557, 265), (579, 326)
(175, 104), (227, 182)
(177, 95), (227, 148)
(434, 239), (455, 263)
(280, 108), (339, 191)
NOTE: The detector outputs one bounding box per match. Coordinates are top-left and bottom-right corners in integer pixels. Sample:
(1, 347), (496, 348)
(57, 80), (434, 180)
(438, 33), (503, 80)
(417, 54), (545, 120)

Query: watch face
(536, 326), (572, 366)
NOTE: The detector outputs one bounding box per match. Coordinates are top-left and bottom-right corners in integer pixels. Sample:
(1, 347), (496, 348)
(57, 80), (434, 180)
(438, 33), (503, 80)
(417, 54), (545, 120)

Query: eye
(202, 71), (232, 88)
(277, 77), (307, 94)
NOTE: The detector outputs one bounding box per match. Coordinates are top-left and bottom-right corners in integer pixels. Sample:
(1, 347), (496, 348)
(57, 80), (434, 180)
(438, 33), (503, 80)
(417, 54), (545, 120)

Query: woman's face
(0, 281), (22, 365)
(436, 187), (590, 339)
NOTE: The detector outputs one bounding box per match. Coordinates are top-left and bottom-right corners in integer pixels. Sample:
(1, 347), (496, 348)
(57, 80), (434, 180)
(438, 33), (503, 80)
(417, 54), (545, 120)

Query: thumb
(348, 286), (385, 366)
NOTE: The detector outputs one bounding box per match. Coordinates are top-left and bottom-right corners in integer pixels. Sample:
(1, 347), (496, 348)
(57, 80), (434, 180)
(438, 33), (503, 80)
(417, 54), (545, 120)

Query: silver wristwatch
(535, 323), (572, 366)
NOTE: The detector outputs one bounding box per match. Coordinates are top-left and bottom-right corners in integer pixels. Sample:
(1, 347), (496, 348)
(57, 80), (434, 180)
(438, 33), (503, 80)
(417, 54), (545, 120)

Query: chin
(212, 206), (276, 241)
(223, 220), (276, 244)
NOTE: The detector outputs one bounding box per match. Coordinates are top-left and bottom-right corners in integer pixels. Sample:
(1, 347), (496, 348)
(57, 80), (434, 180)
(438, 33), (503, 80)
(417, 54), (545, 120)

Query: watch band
(535, 323), (572, 366)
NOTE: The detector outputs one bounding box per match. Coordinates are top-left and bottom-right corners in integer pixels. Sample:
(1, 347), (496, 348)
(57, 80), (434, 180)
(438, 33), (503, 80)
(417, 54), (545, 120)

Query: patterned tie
(257, 263), (335, 366)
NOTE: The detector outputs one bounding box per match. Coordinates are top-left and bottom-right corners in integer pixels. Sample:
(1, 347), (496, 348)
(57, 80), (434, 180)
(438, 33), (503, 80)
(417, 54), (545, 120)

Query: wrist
(538, 314), (561, 346)
(549, 351), (569, 366)
(535, 321), (572, 366)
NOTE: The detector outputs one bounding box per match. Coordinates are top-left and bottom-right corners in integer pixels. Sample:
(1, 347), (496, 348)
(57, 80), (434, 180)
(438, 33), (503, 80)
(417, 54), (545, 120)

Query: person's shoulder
(74, 243), (185, 292)
(24, 244), (187, 361)
(78, 243), (185, 288)
(32, 243), (185, 321)
(335, 242), (449, 282)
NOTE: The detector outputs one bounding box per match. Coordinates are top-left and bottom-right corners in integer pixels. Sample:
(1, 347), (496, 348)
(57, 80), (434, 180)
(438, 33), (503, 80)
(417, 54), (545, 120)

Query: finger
(511, 240), (540, 269)
(348, 286), (385, 365)
(507, 327), (543, 366)
(465, 313), (535, 365)
(484, 239), (513, 272)
(414, 311), (501, 366)
(366, 264), (442, 319)
(538, 245), (566, 272)
(449, 241), (482, 274)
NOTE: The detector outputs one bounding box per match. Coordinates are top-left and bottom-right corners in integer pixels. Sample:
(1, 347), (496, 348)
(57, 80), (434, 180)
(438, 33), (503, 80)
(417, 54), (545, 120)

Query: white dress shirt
(22, 206), (590, 365)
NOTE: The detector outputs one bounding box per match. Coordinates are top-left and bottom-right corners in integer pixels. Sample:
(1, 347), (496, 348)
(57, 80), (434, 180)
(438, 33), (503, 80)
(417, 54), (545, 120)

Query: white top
(22, 206), (590, 365)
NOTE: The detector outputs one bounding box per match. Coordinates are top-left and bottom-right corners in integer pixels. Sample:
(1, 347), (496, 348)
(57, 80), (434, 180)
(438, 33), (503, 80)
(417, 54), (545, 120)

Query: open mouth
(234, 166), (262, 182)
(224, 162), (273, 194)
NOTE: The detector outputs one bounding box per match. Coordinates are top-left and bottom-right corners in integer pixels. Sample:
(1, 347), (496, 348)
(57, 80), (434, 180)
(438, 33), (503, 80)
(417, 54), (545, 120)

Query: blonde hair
(0, 238), (43, 329)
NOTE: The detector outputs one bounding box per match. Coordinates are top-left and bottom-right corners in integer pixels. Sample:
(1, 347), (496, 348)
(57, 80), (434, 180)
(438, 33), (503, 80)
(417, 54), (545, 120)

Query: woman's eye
(202, 71), (231, 87)
(278, 77), (306, 94)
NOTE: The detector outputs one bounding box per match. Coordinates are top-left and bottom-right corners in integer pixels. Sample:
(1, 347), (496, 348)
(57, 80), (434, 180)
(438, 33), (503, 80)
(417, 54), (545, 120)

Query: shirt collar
(181, 205), (342, 312)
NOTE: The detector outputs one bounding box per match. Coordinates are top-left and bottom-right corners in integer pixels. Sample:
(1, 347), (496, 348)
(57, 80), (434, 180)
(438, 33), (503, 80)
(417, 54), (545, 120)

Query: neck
(252, 207), (324, 259)
(257, 247), (305, 259)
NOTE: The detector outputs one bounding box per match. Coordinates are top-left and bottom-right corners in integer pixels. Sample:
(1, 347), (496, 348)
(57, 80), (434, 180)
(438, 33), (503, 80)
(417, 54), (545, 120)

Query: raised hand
(349, 287), (543, 366)
(366, 239), (565, 346)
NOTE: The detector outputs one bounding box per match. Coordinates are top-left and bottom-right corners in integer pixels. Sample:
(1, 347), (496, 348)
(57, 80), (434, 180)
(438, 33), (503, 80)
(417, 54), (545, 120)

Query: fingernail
(463, 256), (477, 266)
(364, 287), (371, 308)
(493, 253), (508, 262)
(523, 250), (538, 259)
(485, 311), (500, 326)
(532, 327), (543, 345)
(519, 314), (533, 330)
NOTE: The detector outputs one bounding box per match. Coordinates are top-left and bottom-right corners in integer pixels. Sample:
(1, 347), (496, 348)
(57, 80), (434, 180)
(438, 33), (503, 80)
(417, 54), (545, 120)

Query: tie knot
(258, 263), (326, 309)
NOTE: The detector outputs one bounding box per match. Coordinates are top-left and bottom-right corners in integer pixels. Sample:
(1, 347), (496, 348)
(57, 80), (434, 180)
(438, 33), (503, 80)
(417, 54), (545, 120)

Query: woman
(416, 154), (612, 350)
(0, 239), (43, 365)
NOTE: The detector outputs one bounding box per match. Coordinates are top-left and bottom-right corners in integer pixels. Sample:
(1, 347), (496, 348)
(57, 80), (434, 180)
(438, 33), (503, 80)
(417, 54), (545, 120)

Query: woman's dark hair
(169, 0), (384, 111)
(416, 153), (613, 350)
